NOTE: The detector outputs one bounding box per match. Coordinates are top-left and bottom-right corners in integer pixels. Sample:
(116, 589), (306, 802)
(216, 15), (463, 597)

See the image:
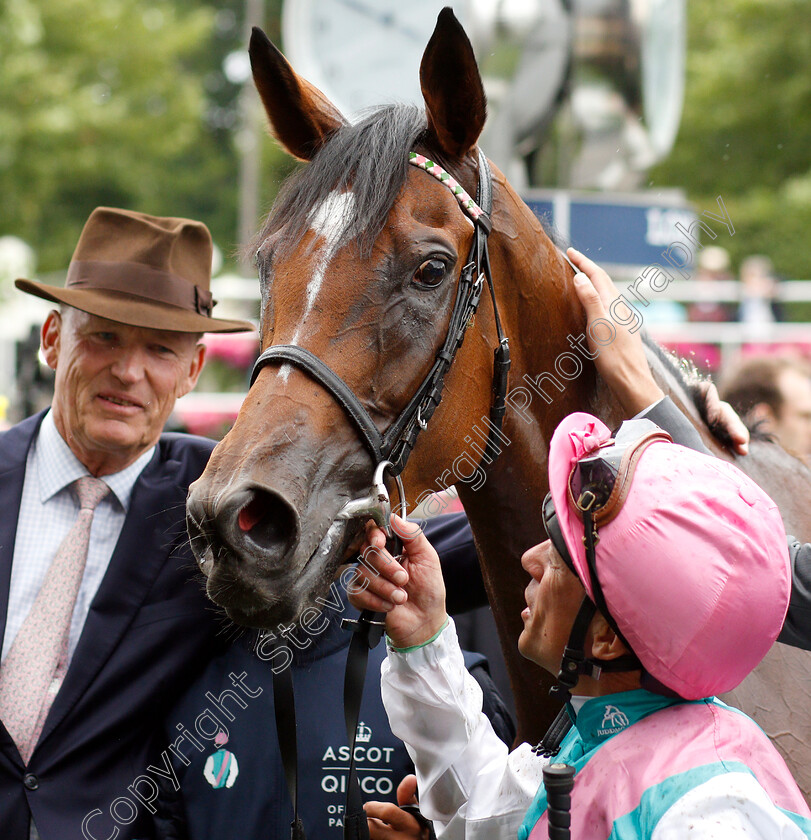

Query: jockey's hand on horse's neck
(567, 248), (749, 456)
(348, 516), (449, 650)
(696, 380), (750, 455)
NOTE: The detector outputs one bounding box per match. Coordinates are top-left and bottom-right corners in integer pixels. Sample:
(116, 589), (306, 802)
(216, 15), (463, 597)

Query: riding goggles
(543, 418), (672, 576)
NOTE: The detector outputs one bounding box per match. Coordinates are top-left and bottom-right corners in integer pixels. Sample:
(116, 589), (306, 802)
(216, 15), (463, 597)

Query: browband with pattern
(408, 152), (486, 223)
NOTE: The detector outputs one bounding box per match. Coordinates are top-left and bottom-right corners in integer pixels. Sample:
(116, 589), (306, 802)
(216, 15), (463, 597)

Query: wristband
(387, 618), (449, 653)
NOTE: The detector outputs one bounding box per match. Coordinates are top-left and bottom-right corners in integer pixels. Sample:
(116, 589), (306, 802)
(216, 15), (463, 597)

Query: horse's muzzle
(186, 483), (301, 577)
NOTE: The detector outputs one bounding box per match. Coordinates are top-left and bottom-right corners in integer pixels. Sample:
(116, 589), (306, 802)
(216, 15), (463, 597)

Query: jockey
(349, 249), (811, 839)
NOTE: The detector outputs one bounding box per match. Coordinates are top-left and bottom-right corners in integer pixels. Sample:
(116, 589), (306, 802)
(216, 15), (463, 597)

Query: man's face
(518, 538), (586, 675)
(42, 308), (205, 476)
(775, 368), (811, 459)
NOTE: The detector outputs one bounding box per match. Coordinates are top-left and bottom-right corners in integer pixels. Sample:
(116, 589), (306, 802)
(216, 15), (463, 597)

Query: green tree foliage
(0, 0), (224, 271)
(652, 0), (811, 280)
(0, 0), (296, 276)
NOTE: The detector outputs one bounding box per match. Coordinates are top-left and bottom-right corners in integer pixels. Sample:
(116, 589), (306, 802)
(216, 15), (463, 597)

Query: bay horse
(187, 9), (811, 798)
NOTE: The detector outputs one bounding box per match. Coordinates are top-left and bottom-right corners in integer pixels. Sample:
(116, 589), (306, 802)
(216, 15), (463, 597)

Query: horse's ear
(420, 8), (486, 159)
(249, 27), (346, 161)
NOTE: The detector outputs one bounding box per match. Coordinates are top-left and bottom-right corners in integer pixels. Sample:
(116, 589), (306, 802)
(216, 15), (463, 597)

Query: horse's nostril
(236, 489), (297, 556)
(238, 497), (265, 533)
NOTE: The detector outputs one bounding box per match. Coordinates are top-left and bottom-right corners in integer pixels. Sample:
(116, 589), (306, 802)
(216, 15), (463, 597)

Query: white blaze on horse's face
(306, 189), (356, 311)
(281, 189), (357, 381)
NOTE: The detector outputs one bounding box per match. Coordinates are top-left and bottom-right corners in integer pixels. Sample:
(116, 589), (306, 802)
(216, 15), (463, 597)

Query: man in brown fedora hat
(0, 207), (253, 840)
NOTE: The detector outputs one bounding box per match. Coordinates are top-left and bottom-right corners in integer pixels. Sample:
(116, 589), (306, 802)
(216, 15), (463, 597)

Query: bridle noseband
(250, 147), (510, 482)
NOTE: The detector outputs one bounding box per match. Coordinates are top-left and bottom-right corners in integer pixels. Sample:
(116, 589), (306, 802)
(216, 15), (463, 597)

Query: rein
(253, 149), (510, 840)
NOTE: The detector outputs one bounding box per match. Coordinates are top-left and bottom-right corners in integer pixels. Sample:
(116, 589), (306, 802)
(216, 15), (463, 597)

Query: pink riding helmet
(548, 412), (790, 700)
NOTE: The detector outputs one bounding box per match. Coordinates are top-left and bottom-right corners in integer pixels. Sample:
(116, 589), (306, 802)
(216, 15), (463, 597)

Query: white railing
(637, 280), (811, 303)
(630, 280), (811, 368)
(173, 276), (811, 435)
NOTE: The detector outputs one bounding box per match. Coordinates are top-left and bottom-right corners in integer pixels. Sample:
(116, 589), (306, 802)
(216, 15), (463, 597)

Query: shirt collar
(568, 695), (589, 716)
(35, 410), (156, 511)
(568, 689), (686, 752)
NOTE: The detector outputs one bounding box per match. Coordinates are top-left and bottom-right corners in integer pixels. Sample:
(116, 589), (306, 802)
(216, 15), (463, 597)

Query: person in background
(737, 254), (784, 326)
(720, 354), (811, 461)
(686, 245), (735, 324)
(678, 245), (736, 372)
(0, 207), (254, 840)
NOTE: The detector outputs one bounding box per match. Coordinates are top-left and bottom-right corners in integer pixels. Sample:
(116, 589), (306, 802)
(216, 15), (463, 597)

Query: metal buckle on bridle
(337, 460), (406, 642)
(335, 460), (406, 536)
(576, 489), (598, 512)
(339, 614), (388, 638)
(469, 271), (485, 308)
(416, 405), (428, 431)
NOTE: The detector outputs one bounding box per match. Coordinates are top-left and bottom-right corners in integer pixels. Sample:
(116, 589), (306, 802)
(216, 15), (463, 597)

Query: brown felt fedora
(15, 207), (254, 333)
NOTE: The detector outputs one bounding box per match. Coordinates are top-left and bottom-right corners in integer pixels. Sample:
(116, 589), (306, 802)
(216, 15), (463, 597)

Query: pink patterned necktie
(0, 475), (110, 762)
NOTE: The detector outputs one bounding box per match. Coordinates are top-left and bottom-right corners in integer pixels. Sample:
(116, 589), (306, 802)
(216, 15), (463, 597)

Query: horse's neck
(453, 188), (720, 739)
(461, 336), (713, 603)
(455, 281), (715, 741)
(459, 210), (620, 533)
(453, 287), (615, 740)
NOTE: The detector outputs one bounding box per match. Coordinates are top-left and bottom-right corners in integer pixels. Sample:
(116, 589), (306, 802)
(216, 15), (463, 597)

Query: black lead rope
(341, 530), (401, 840)
(341, 610), (386, 840)
(271, 640), (306, 840)
(270, 603), (389, 840)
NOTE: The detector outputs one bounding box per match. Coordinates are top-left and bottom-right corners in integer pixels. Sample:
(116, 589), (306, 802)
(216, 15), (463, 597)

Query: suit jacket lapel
(0, 412), (47, 760)
(37, 444), (187, 746)
(0, 413), (46, 658)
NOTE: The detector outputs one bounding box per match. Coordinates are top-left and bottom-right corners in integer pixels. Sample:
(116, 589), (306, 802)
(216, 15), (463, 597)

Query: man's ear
(748, 402), (778, 431)
(589, 613), (629, 661)
(179, 343), (206, 399)
(41, 310), (62, 370)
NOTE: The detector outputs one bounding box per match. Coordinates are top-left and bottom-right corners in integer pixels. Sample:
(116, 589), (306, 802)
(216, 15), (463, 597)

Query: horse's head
(187, 10), (559, 628)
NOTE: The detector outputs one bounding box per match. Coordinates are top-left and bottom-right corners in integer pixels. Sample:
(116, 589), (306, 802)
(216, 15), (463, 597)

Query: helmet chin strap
(551, 511), (643, 704)
(533, 596), (641, 759)
(536, 491), (642, 756)
(550, 596), (642, 704)
(543, 497), (642, 704)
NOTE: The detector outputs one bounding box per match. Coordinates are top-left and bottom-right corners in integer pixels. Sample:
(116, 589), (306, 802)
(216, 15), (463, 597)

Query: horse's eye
(413, 258), (447, 288)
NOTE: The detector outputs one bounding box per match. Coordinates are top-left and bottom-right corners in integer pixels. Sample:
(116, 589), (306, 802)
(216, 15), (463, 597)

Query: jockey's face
(518, 539), (585, 675)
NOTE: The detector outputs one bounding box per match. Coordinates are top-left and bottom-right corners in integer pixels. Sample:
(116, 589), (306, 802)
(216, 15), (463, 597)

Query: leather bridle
(253, 148), (510, 840)
(250, 148), (511, 480)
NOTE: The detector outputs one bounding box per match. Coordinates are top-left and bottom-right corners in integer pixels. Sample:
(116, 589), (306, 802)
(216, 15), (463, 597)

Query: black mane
(254, 104), (428, 261)
(251, 102), (568, 266)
